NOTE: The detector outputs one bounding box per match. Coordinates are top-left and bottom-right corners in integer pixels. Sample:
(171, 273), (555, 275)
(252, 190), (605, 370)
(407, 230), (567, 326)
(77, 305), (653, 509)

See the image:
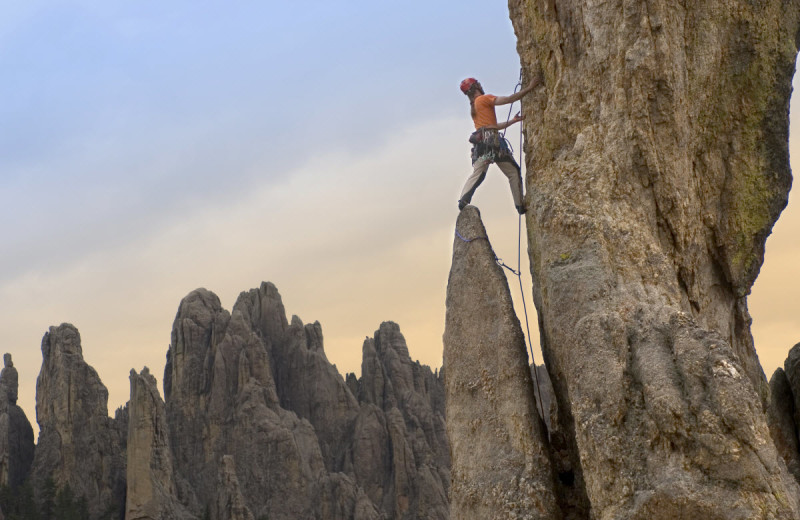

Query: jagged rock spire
(0, 354), (34, 488)
(30, 324), (126, 519)
(443, 206), (560, 519)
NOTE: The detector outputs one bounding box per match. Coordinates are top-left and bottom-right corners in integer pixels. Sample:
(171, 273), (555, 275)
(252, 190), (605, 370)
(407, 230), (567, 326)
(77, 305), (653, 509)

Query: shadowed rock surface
(444, 206), (560, 520)
(768, 343), (800, 484)
(768, 364), (800, 483)
(0, 354), (34, 488)
(30, 324), (126, 520)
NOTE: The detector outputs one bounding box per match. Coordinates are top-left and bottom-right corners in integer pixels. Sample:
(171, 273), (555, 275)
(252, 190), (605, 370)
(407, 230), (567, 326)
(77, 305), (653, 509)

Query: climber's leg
(459, 157), (490, 209)
(496, 158), (524, 210)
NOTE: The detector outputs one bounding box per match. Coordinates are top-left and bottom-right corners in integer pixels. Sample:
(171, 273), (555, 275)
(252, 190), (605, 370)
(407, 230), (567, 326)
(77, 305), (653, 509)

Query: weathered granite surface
(437, 1), (800, 518)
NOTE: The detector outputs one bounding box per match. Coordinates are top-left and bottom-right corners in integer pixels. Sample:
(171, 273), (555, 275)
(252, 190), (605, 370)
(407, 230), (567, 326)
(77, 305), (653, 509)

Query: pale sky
(1, 2), (798, 434)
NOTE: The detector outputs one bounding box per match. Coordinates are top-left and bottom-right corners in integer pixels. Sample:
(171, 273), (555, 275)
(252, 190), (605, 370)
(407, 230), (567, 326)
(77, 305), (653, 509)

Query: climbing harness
(455, 72), (548, 425)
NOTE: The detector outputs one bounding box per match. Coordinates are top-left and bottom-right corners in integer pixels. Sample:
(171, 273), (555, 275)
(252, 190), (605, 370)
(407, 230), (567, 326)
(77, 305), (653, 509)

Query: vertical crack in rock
(508, 0), (800, 517)
(444, 206), (561, 519)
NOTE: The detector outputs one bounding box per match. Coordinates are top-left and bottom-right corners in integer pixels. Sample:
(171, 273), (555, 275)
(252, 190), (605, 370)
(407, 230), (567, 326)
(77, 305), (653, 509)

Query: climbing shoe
(516, 204), (527, 215)
(458, 200), (467, 211)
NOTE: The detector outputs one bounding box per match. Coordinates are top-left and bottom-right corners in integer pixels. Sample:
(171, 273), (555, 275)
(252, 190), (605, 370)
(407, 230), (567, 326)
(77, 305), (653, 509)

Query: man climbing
(458, 76), (540, 214)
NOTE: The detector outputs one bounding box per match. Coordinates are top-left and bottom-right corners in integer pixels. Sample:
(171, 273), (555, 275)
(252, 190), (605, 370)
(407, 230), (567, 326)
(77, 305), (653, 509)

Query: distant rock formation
(164, 286), (332, 518)
(0, 354), (34, 488)
(349, 321), (449, 518)
(163, 283), (449, 519)
(19, 286), (448, 519)
(444, 207), (560, 520)
(29, 324), (126, 519)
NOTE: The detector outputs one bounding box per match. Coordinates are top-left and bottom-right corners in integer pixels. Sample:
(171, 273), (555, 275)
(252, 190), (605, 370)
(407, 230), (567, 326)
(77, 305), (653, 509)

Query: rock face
(211, 456), (254, 520)
(443, 207), (560, 520)
(30, 324), (126, 520)
(126, 367), (192, 520)
(440, 1), (800, 518)
(0, 354), (34, 488)
(164, 283), (449, 519)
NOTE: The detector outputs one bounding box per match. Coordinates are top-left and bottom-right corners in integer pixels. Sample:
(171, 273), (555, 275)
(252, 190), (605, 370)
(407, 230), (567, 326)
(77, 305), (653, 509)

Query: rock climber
(458, 77), (540, 214)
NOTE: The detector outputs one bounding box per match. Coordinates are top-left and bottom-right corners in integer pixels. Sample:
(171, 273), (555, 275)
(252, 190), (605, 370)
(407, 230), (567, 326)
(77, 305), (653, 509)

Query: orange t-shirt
(472, 94), (498, 129)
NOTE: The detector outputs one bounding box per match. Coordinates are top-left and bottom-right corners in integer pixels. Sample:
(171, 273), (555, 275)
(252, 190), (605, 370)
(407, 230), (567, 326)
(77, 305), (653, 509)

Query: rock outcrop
(0, 354), (34, 488)
(439, 1), (800, 518)
(30, 324), (126, 520)
(126, 367), (192, 520)
(444, 207), (560, 520)
(164, 283), (449, 519)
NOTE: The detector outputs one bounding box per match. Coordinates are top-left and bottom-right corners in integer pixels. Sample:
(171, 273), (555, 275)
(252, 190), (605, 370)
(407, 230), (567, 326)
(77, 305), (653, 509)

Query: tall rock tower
(446, 1), (800, 519)
(30, 324), (126, 519)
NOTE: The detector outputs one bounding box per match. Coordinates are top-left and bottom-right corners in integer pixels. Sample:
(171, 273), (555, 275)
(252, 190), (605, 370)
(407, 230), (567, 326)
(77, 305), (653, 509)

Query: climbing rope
(510, 80), (548, 427)
(456, 72), (548, 425)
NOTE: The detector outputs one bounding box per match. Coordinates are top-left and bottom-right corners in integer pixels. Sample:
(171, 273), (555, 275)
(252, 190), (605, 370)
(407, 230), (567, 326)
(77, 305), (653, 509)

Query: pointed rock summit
(30, 324), (126, 519)
(0, 354), (34, 488)
(443, 206), (560, 520)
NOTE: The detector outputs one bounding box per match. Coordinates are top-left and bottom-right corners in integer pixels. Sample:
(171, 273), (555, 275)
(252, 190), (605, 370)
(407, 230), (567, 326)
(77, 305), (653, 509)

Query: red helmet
(460, 78), (478, 94)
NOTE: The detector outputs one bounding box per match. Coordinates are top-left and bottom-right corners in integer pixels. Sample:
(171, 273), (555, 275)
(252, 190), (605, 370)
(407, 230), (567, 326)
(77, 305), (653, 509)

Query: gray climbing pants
(459, 155), (524, 208)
